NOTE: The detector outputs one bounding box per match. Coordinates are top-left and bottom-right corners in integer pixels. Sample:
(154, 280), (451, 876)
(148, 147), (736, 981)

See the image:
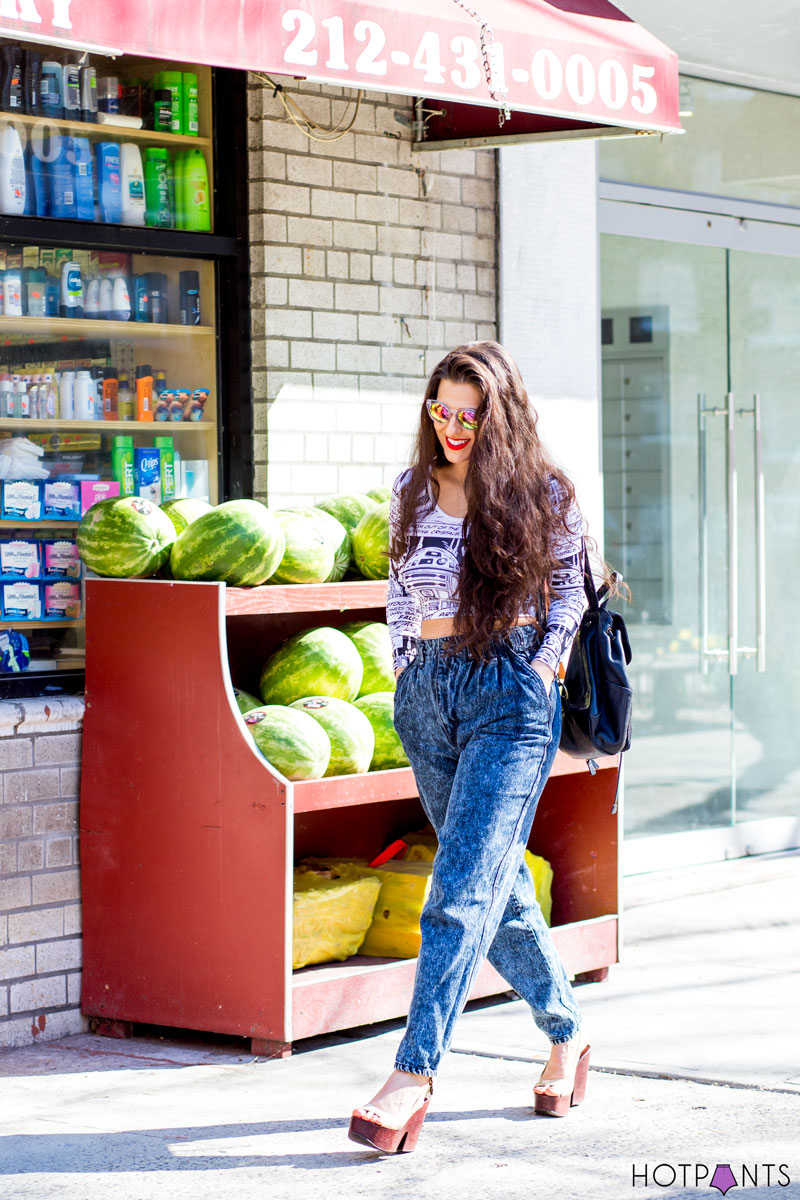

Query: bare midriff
(420, 614), (538, 639)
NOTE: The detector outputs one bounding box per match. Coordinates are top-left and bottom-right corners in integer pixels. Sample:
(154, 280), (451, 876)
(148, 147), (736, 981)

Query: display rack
(80, 578), (620, 1057)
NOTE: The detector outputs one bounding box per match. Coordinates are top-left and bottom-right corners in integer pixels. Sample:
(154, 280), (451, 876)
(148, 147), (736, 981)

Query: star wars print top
(387, 468), (586, 673)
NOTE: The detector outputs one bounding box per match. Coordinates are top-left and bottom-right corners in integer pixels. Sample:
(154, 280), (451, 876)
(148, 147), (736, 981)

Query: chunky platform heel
(533, 1045), (590, 1117)
(348, 1078), (433, 1153)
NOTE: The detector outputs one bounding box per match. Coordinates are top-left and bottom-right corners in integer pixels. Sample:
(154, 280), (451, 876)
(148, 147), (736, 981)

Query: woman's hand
(531, 661), (555, 692)
(395, 667), (405, 681)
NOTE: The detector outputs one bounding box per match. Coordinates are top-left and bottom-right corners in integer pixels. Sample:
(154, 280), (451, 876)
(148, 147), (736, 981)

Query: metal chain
(448, 0), (511, 125)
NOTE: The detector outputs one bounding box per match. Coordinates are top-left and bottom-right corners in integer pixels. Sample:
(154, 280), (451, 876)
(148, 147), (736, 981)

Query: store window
(600, 76), (800, 210)
(0, 39), (248, 696)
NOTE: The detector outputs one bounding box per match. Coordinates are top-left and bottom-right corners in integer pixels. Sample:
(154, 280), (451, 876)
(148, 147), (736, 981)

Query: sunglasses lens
(428, 400), (449, 423)
(459, 411), (478, 431)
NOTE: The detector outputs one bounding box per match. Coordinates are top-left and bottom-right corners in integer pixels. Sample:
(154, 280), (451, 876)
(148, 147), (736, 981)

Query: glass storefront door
(600, 233), (800, 853)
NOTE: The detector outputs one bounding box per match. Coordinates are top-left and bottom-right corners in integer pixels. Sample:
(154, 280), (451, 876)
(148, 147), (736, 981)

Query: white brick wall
(247, 81), (498, 506)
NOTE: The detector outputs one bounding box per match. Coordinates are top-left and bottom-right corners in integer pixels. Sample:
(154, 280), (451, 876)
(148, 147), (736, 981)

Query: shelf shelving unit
(80, 578), (620, 1056)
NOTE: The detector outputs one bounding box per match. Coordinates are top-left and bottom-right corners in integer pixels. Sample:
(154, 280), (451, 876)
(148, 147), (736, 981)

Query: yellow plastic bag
(402, 827), (438, 863)
(301, 858), (432, 959)
(292, 866), (381, 970)
(524, 849), (554, 926)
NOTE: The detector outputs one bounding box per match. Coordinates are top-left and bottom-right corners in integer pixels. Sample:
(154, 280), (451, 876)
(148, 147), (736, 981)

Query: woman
(348, 342), (590, 1154)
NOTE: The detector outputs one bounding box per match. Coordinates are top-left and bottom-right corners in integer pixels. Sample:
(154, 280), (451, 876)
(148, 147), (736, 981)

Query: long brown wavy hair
(390, 341), (581, 659)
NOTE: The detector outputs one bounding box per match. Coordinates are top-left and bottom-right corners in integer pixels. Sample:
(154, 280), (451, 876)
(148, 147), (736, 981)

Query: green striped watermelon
(77, 496), (175, 578)
(315, 492), (377, 540)
(289, 696), (375, 776)
(352, 501), (390, 579)
(277, 506), (350, 583)
(260, 626), (363, 706)
(170, 500), (285, 586)
(270, 510), (335, 585)
(244, 704), (330, 780)
(339, 621), (395, 696)
(366, 485), (391, 503)
(354, 692), (410, 770)
(233, 687), (262, 715)
(161, 498), (213, 535)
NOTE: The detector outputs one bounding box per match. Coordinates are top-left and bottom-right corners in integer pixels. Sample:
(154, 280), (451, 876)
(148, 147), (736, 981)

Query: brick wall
(247, 80), (498, 506)
(0, 698), (86, 1049)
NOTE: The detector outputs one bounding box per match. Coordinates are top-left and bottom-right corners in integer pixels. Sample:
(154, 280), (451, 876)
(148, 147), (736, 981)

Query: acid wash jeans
(392, 625), (581, 1078)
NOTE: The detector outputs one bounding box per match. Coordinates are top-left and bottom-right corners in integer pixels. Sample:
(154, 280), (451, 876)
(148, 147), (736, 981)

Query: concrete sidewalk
(1, 851), (799, 1200)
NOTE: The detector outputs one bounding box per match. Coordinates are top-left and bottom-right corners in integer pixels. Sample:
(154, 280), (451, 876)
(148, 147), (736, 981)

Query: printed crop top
(387, 468), (586, 674)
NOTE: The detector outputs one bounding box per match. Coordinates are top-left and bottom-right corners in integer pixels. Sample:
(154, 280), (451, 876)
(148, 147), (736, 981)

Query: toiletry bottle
(0, 123), (26, 215)
(143, 147), (172, 227)
(84, 275), (101, 318)
(71, 136), (95, 220)
(112, 435), (135, 494)
(133, 274), (150, 322)
(60, 369), (75, 419)
(62, 59), (82, 119)
(15, 374), (30, 417)
(23, 49), (42, 116)
(156, 70), (183, 132)
(42, 373), (59, 419)
(0, 270), (4, 318)
(152, 89), (172, 132)
(28, 144), (49, 217)
(28, 375), (41, 419)
(148, 272), (168, 324)
(179, 270), (200, 324)
(120, 142), (146, 225)
(74, 369), (93, 420)
(59, 260), (83, 319)
(182, 73), (199, 135)
(0, 374), (14, 418)
(96, 141), (122, 223)
(102, 368), (119, 419)
(49, 136), (77, 221)
(91, 367), (103, 419)
(135, 364), (154, 421)
(179, 149), (210, 232)
(45, 275), (59, 316)
(97, 76), (119, 114)
(0, 45), (24, 110)
(111, 273), (131, 321)
(26, 267), (46, 316)
(3, 264), (22, 316)
(154, 435), (176, 498)
(39, 61), (64, 119)
(117, 372), (134, 421)
(98, 274), (113, 319)
(80, 61), (97, 123)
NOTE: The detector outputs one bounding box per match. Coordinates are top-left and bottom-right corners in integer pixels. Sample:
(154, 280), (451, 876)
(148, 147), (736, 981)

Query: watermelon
(277, 506), (350, 583)
(315, 492), (377, 539)
(243, 704), (330, 780)
(270, 510), (335, 585)
(161, 497), (213, 535)
(355, 692), (410, 770)
(77, 496), (175, 578)
(366, 485), (391, 504)
(260, 626), (363, 706)
(289, 696), (375, 776)
(170, 499), (285, 586)
(352, 501), (390, 579)
(339, 621), (395, 696)
(233, 687), (262, 715)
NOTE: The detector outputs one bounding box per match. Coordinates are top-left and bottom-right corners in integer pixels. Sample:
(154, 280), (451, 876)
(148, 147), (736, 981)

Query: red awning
(1, 0), (680, 138)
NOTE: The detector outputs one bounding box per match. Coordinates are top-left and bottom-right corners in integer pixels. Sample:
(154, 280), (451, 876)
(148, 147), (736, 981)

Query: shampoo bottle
(39, 61), (64, 119)
(178, 148), (210, 232)
(49, 136), (77, 220)
(80, 61), (97, 122)
(59, 260), (83, 319)
(0, 45), (24, 111)
(96, 141), (122, 223)
(62, 60), (82, 118)
(23, 49), (42, 116)
(120, 142), (146, 226)
(143, 147), (172, 227)
(102, 368), (119, 419)
(28, 144), (49, 217)
(116, 373), (134, 421)
(0, 123), (26, 216)
(182, 73), (199, 135)
(135, 364), (154, 421)
(72, 137), (95, 221)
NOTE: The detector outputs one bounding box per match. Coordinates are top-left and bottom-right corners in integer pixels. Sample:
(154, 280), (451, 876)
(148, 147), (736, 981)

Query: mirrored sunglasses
(426, 398), (479, 432)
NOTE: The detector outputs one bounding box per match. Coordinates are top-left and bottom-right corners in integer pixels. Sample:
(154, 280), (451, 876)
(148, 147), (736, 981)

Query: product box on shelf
(43, 581), (82, 620)
(1, 480), (42, 521)
(43, 540), (82, 579)
(134, 448), (161, 504)
(0, 539), (42, 579)
(81, 480), (120, 514)
(1, 581), (42, 621)
(42, 480), (81, 520)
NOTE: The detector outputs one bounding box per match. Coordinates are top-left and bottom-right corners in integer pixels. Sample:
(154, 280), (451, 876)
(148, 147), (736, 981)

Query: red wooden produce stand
(80, 578), (619, 1057)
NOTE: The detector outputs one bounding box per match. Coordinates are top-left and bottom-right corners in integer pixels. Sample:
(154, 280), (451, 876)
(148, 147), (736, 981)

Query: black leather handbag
(559, 546), (633, 773)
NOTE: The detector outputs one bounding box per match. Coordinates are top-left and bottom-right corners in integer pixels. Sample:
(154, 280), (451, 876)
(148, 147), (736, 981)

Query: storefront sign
(0, 0), (680, 133)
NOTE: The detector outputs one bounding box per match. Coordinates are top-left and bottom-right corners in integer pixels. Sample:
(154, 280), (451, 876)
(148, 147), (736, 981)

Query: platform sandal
(348, 1077), (433, 1153)
(533, 1042), (591, 1118)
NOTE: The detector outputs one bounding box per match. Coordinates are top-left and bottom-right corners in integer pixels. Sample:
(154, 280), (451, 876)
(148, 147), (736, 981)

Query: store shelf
(0, 419), (216, 431)
(0, 519), (80, 527)
(0, 108), (211, 149)
(0, 316), (215, 341)
(0, 619), (85, 630)
(225, 580), (389, 617)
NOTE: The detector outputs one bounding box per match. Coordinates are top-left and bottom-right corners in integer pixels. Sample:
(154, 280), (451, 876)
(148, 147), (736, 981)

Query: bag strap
(582, 540), (623, 610)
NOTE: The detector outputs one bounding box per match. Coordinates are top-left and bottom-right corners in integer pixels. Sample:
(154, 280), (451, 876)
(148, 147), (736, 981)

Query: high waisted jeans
(392, 625), (580, 1078)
